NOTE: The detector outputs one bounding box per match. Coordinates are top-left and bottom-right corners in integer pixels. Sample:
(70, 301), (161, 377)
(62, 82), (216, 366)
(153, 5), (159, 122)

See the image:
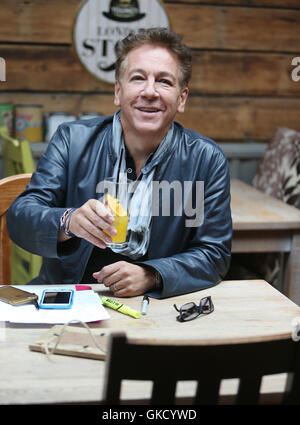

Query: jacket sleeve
(6, 125), (75, 259)
(142, 149), (232, 299)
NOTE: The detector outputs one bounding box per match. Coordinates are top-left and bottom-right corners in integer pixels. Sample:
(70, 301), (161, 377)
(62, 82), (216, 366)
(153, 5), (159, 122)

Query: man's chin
(135, 124), (167, 138)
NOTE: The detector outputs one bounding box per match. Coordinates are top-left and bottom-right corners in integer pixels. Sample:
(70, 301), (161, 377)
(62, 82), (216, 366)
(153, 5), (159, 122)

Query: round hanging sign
(73, 0), (170, 84)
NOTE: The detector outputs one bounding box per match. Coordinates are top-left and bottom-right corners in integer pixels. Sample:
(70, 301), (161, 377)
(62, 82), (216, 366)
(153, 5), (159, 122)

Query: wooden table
(231, 179), (300, 305)
(1, 280), (300, 405)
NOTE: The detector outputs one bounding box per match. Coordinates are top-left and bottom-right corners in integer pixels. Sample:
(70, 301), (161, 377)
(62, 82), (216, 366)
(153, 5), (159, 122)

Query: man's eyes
(131, 75), (144, 81)
(131, 76), (173, 86)
(159, 79), (173, 86)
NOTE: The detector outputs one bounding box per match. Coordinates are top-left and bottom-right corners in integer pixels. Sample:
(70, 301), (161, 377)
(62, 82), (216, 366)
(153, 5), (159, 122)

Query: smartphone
(39, 289), (74, 309)
(0, 286), (38, 306)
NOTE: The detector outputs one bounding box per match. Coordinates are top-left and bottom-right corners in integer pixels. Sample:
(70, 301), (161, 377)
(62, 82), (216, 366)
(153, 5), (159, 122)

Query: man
(7, 28), (232, 298)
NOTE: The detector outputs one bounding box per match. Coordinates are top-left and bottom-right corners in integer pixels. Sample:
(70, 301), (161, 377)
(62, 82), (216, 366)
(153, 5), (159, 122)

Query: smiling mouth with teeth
(138, 108), (160, 113)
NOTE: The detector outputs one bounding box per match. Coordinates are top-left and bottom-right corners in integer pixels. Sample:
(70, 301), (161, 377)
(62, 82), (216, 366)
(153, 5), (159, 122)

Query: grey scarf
(109, 111), (174, 259)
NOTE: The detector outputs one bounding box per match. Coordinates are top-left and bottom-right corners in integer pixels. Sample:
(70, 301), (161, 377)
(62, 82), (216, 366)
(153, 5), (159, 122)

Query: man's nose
(141, 79), (159, 97)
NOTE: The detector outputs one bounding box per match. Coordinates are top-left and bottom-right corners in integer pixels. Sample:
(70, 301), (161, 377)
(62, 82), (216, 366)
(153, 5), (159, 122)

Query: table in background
(1, 280), (299, 405)
(231, 179), (300, 305)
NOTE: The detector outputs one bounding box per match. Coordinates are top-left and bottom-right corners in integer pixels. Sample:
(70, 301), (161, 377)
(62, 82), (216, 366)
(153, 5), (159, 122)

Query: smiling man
(113, 42), (188, 173)
(7, 28), (232, 298)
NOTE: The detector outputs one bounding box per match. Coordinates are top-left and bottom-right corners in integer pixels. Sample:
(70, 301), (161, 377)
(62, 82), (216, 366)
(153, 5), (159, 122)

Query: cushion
(253, 127), (300, 207)
(251, 127), (300, 289)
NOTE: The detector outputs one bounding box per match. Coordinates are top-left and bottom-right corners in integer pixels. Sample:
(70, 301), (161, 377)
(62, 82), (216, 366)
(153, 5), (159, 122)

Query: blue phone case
(39, 289), (74, 309)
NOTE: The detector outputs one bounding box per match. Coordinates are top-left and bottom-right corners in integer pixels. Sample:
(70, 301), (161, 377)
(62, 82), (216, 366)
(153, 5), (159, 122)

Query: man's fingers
(94, 261), (129, 281)
(111, 286), (129, 296)
(93, 262), (156, 297)
(77, 225), (108, 249)
(81, 229), (108, 248)
(93, 200), (118, 236)
(78, 215), (113, 242)
(84, 200), (116, 232)
(94, 200), (114, 224)
(69, 199), (117, 245)
(95, 269), (125, 287)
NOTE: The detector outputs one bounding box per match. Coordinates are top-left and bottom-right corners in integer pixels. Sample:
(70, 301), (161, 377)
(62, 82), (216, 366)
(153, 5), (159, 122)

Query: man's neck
(126, 139), (155, 162)
(124, 141), (154, 177)
(120, 117), (172, 175)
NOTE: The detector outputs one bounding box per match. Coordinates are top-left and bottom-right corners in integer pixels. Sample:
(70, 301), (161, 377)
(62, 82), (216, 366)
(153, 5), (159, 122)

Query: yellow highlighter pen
(102, 296), (141, 319)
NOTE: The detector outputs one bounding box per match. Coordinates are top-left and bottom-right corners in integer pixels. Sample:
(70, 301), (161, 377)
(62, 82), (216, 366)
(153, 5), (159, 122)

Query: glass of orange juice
(102, 177), (130, 248)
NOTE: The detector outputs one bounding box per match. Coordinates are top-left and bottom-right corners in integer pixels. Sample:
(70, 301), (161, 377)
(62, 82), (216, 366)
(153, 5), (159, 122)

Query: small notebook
(29, 325), (110, 360)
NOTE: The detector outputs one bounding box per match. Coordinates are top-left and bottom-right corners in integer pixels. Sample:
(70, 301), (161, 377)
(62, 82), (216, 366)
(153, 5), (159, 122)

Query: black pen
(141, 296), (149, 315)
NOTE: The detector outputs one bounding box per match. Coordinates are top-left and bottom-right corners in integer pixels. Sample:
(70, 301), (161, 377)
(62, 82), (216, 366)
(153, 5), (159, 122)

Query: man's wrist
(58, 229), (72, 242)
(60, 208), (76, 238)
(140, 265), (162, 291)
(154, 269), (162, 290)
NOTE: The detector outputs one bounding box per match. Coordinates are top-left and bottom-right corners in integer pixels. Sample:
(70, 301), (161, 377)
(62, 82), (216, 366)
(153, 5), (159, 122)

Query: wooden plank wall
(0, 0), (299, 142)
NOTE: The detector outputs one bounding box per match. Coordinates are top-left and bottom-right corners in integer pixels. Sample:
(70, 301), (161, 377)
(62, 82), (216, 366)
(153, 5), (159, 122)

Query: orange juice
(105, 194), (129, 243)
(110, 215), (129, 243)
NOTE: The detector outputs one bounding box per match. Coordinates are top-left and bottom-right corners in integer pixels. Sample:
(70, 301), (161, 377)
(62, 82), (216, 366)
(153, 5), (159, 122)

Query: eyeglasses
(173, 296), (214, 322)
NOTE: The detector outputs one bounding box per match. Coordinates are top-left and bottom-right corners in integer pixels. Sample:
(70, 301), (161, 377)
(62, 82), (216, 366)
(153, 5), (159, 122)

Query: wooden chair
(103, 333), (300, 405)
(0, 174), (33, 283)
(0, 127), (42, 284)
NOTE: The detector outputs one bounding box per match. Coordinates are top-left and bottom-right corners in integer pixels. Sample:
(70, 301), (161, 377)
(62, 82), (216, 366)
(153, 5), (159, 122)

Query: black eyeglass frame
(173, 296), (214, 322)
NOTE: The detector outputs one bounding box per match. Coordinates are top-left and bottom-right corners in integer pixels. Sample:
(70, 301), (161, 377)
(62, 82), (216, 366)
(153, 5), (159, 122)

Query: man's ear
(177, 87), (189, 114)
(114, 80), (121, 107)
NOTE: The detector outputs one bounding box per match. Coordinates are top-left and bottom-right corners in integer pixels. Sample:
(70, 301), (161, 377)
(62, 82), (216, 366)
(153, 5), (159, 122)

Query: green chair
(0, 126), (42, 284)
(0, 126), (35, 175)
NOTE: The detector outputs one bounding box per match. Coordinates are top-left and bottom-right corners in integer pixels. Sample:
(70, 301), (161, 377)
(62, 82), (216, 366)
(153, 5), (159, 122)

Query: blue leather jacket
(7, 115), (232, 298)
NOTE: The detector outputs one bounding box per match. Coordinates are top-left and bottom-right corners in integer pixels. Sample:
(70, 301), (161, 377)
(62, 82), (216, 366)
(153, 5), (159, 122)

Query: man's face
(114, 43), (189, 143)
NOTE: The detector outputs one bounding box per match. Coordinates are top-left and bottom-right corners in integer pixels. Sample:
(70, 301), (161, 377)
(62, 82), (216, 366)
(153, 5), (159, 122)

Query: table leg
(283, 231), (300, 305)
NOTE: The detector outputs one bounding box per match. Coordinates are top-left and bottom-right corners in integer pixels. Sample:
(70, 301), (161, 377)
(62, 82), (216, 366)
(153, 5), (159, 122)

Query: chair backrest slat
(151, 379), (177, 405)
(236, 375), (262, 405)
(195, 377), (221, 405)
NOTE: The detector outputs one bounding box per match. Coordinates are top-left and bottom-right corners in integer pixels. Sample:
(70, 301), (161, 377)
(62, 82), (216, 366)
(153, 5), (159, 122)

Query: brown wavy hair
(115, 27), (192, 89)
